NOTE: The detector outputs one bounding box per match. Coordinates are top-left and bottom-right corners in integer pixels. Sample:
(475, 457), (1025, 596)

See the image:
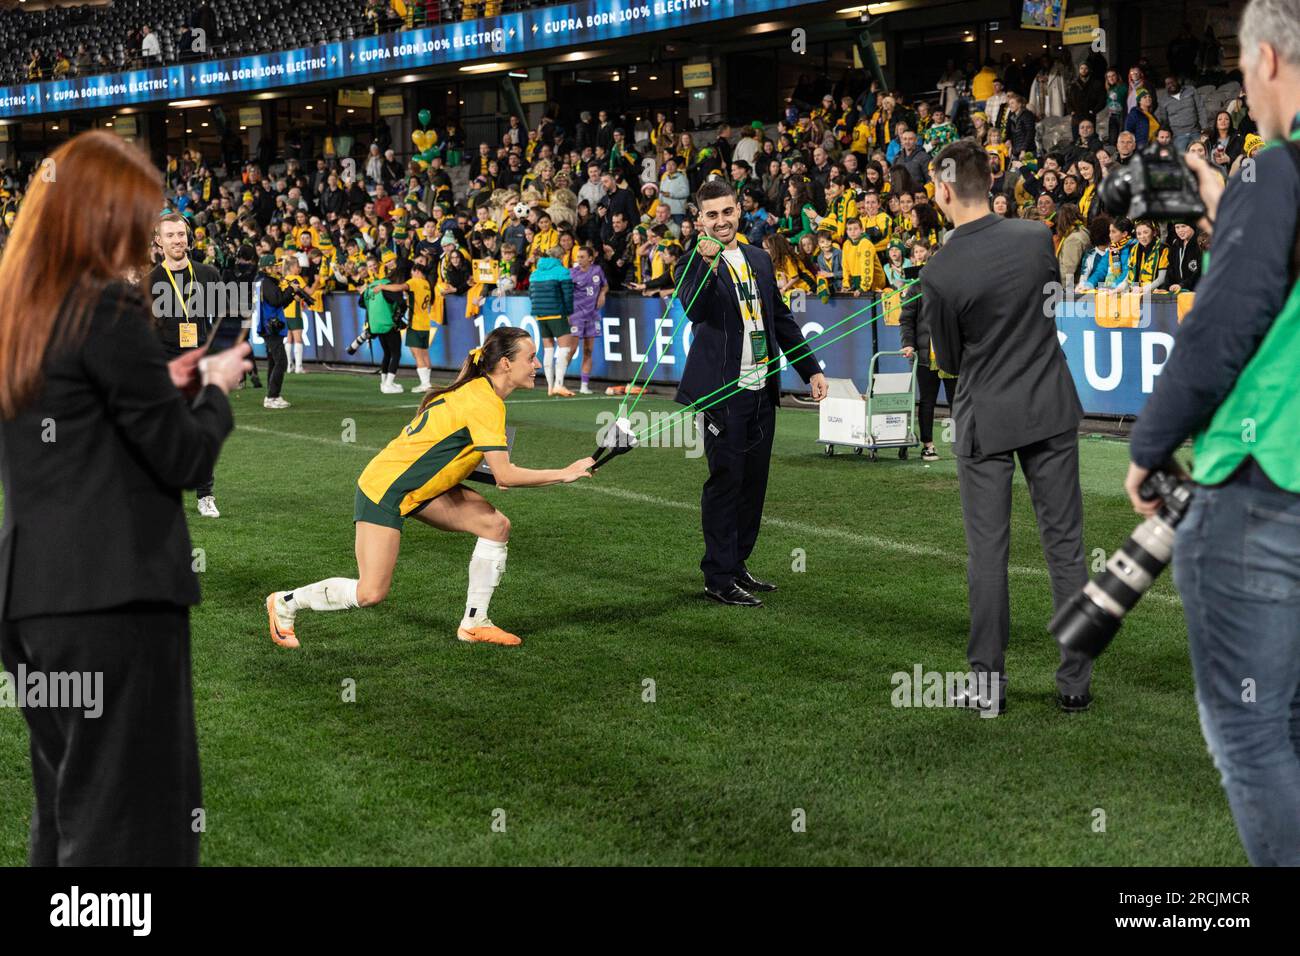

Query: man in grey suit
(922, 139), (1094, 715)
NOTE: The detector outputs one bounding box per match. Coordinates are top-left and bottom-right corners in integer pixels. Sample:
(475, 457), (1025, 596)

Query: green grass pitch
(0, 371), (1242, 865)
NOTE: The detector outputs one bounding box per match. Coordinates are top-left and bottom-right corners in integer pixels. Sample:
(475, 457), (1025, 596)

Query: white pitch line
(236, 425), (1181, 608)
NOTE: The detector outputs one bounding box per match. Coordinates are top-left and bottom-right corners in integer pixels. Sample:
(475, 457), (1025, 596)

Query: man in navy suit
(675, 180), (828, 606)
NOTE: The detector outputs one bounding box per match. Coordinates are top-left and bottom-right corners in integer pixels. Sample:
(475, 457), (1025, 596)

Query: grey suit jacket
(924, 214), (1082, 457)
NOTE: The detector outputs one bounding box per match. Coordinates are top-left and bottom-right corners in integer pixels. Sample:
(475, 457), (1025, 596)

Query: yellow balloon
(411, 129), (438, 153)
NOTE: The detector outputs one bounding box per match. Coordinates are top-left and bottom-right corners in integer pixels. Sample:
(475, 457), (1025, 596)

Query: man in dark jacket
(1064, 117), (1104, 168)
(319, 173), (347, 219)
(1065, 60), (1106, 131)
(893, 129), (931, 185)
(222, 243), (263, 389)
(674, 180), (828, 606)
(712, 124), (734, 168)
(599, 210), (633, 290)
(574, 111), (595, 153)
(595, 110), (616, 154)
(924, 139), (1092, 715)
(150, 213), (227, 517)
(597, 171), (639, 227)
(1005, 92), (1038, 159)
(250, 178), (276, 229)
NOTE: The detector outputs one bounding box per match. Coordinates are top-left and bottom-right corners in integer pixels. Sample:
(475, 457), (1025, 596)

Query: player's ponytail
(419, 325), (532, 410)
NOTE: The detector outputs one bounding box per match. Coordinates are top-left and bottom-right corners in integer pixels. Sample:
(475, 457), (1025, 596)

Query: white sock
(460, 538), (507, 630)
(417, 366), (431, 387)
(293, 342), (304, 371)
(543, 348), (556, 390)
(554, 347), (572, 390)
(284, 578), (359, 613)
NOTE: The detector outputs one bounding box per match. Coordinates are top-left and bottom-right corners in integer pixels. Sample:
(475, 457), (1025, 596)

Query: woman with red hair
(0, 131), (250, 865)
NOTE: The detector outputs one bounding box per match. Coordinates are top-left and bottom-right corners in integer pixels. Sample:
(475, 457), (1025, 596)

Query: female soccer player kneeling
(266, 328), (595, 647)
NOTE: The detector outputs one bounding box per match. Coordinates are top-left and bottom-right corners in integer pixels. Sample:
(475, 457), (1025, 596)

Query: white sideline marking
(237, 426), (1180, 608)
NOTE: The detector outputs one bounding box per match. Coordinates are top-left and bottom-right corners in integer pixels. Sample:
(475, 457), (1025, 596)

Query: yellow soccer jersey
(528, 227), (559, 261)
(357, 377), (508, 517)
(407, 276), (434, 331)
(307, 274), (329, 311)
(283, 274), (307, 318)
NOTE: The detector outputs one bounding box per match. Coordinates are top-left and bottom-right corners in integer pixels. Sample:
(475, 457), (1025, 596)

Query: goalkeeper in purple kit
(569, 244), (608, 395)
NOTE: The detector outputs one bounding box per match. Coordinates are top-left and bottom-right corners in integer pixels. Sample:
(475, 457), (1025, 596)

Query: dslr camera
(1099, 141), (1206, 221)
(1049, 466), (1194, 658)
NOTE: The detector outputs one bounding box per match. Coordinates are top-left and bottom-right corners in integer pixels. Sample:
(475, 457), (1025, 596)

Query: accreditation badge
(749, 328), (769, 364)
(178, 322), (199, 349)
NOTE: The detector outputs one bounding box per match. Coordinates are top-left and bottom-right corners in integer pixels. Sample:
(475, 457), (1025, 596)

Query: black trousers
(699, 387), (776, 589)
(264, 334), (287, 399)
(0, 604), (202, 866)
(166, 345), (216, 498)
(916, 365), (958, 445)
(955, 425), (1093, 696)
(378, 329), (402, 375)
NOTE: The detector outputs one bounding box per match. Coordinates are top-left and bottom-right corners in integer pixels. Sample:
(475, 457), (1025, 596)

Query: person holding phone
(0, 131), (251, 865)
(151, 211), (226, 516)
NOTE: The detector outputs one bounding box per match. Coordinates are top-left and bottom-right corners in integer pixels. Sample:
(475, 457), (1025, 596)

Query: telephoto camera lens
(1049, 468), (1193, 658)
(346, 328), (372, 355)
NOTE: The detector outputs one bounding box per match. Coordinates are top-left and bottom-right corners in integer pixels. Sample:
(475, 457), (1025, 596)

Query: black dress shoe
(735, 568), (776, 593)
(703, 583), (763, 607)
(949, 688), (1007, 715)
(1057, 691), (1093, 713)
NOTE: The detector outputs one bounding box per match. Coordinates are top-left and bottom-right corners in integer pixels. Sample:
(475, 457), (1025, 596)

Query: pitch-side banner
(252, 292), (1188, 417)
(1, 0), (815, 120)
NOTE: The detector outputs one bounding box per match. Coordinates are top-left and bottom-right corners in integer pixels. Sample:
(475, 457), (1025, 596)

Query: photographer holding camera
(1125, 0), (1300, 866)
(255, 257), (295, 409)
(357, 253), (408, 394)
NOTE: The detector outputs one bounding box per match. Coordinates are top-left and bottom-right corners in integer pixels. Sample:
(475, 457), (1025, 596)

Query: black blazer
(673, 242), (821, 408)
(925, 215), (1082, 457)
(898, 270), (930, 357)
(0, 282), (234, 622)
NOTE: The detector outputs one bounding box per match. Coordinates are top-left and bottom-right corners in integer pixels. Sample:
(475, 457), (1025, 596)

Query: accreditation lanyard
(723, 254), (768, 365)
(166, 261), (199, 348)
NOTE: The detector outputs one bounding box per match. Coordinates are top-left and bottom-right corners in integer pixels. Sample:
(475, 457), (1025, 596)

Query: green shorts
(354, 484), (451, 530)
(539, 317), (569, 339)
(406, 328), (430, 350)
(285, 314), (304, 331)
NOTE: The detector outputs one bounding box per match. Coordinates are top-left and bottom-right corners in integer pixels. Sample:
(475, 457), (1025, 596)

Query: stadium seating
(0, 0), (559, 86)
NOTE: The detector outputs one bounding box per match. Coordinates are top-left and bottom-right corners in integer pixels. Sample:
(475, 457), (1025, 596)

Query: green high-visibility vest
(1191, 133), (1300, 492)
(363, 279), (394, 334)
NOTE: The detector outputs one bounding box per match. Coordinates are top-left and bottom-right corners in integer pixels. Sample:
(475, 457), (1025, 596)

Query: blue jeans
(1173, 132), (1197, 154)
(1173, 477), (1300, 865)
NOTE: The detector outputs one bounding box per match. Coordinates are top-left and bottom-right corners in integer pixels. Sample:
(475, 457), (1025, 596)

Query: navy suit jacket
(673, 241), (821, 408)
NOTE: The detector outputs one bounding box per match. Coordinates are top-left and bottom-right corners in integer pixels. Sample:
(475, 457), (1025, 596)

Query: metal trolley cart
(818, 350), (919, 461)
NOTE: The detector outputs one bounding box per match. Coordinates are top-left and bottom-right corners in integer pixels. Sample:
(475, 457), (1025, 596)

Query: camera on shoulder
(1099, 142), (1207, 222)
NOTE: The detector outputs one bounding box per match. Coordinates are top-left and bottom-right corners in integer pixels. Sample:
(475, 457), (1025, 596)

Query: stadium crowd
(0, 43), (1261, 406)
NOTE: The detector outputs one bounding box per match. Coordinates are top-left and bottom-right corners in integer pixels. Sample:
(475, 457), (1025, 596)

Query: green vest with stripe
(1191, 131), (1300, 492)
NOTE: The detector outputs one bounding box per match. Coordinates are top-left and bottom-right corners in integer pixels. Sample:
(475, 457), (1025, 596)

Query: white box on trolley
(818, 376), (913, 446)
